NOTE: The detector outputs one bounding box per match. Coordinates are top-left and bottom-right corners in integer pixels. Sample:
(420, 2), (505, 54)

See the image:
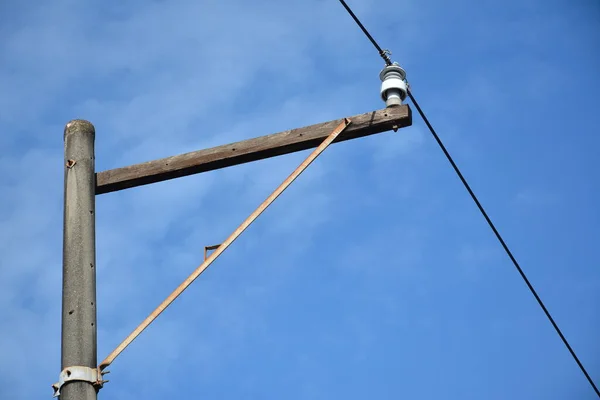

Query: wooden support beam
(95, 105), (411, 194)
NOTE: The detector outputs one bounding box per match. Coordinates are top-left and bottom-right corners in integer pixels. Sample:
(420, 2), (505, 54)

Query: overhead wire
(337, 0), (392, 65)
(336, 0), (600, 397)
(408, 91), (600, 398)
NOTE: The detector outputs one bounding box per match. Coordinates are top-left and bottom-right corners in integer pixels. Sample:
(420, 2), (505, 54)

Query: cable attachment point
(51, 366), (108, 397)
(379, 49), (392, 65)
(379, 62), (408, 107)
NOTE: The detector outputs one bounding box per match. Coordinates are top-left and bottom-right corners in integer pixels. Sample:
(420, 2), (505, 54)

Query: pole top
(64, 119), (95, 140)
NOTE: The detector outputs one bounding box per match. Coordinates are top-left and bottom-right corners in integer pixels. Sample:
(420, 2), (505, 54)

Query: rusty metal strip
(98, 118), (351, 372)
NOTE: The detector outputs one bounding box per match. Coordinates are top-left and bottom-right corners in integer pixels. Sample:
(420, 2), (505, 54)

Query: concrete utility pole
(57, 120), (98, 400)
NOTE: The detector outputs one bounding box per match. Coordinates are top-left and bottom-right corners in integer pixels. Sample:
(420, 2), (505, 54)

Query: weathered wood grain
(96, 105), (411, 194)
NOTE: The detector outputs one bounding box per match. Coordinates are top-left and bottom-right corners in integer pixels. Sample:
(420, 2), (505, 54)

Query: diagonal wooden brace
(97, 118), (352, 374)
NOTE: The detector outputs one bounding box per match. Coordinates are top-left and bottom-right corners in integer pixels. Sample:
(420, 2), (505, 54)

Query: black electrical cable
(337, 0), (392, 65)
(408, 90), (600, 398)
(336, 0), (600, 396)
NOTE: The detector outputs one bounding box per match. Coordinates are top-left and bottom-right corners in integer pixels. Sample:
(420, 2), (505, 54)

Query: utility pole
(54, 120), (100, 400)
(53, 104), (411, 397)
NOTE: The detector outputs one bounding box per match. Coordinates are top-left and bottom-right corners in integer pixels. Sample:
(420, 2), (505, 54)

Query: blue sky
(1, 0), (599, 398)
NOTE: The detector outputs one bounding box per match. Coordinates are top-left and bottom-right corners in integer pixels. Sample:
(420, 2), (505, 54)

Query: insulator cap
(379, 63), (407, 107)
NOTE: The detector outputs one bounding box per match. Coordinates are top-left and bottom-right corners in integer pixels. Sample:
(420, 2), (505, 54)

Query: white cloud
(0, 1), (424, 398)
(3, 0), (592, 398)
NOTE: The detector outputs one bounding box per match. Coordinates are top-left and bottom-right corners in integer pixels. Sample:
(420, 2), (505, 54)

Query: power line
(408, 91), (600, 397)
(337, 0), (392, 65)
(336, 0), (600, 397)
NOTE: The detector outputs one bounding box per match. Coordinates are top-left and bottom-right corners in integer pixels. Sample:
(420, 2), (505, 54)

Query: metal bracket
(204, 244), (221, 261)
(51, 366), (109, 397)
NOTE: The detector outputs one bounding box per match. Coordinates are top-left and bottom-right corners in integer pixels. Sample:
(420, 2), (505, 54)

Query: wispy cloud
(1, 0), (599, 399)
(1, 1), (416, 398)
